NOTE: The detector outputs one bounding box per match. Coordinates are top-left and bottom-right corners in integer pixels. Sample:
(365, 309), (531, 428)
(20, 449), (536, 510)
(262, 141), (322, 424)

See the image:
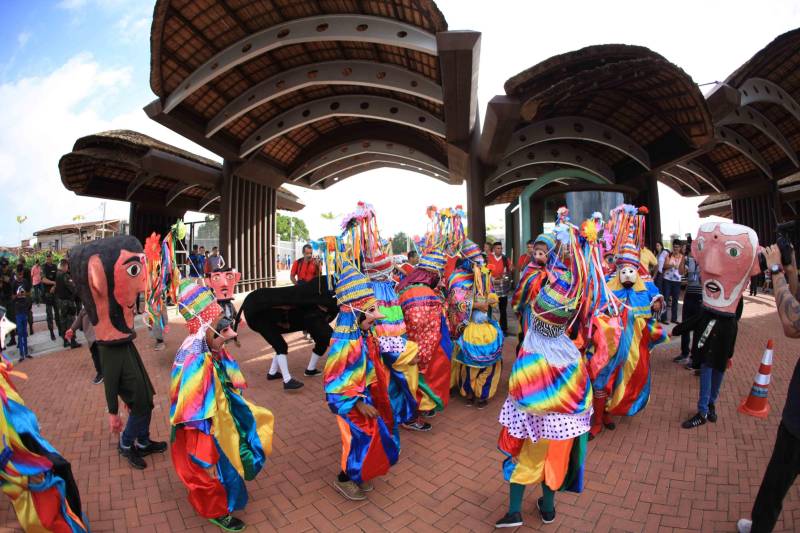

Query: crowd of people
(0, 203), (797, 533)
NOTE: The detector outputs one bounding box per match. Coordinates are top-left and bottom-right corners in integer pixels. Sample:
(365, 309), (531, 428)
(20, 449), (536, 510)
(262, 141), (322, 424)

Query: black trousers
(750, 422), (800, 533)
(44, 295), (61, 335)
(681, 292), (702, 358)
(494, 296), (509, 333)
(90, 342), (102, 375)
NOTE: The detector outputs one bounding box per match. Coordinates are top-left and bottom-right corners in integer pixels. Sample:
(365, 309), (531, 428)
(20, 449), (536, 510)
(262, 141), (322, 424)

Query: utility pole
(101, 201), (107, 238)
(289, 217), (295, 260)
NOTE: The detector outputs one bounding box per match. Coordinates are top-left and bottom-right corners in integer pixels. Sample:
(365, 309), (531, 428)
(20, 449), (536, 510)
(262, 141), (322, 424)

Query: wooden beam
(478, 95), (521, 166)
(436, 31), (481, 145)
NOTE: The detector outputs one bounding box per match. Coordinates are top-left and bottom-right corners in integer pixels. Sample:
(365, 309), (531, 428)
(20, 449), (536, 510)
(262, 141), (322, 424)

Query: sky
(1, 0), (799, 246)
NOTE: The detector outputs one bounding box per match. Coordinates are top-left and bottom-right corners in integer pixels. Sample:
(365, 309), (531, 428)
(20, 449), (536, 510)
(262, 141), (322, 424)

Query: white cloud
(115, 13), (151, 44)
(17, 32), (31, 48)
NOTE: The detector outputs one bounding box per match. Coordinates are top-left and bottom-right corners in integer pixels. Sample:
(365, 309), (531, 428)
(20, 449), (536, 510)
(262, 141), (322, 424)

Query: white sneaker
(736, 519), (752, 533)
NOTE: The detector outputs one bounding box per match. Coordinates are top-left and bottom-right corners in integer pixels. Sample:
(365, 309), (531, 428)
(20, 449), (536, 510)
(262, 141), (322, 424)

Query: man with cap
(398, 248), (453, 426)
(170, 280), (274, 532)
(325, 260), (399, 501)
(588, 242), (666, 439)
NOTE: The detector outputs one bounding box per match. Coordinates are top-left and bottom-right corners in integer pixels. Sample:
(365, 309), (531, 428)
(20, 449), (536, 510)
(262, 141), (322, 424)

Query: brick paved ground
(1, 292), (798, 532)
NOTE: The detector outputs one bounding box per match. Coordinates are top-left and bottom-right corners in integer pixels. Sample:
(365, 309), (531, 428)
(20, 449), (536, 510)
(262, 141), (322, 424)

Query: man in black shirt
(55, 259), (80, 349)
(0, 259), (16, 347)
(738, 244), (800, 533)
(41, 252), (60, 341)
(11, 265), (33, 361)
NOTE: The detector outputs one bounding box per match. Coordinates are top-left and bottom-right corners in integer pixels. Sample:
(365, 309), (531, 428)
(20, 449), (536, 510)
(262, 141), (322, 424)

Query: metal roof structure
(145, 0), (480, 191)
(59, 130), (304, 213)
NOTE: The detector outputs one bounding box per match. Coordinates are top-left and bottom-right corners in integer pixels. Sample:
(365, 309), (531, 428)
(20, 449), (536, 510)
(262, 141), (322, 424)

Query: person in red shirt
(516, 239), (536, 271)
(486, 241), (513, 335)
(290, 244), (321, 285)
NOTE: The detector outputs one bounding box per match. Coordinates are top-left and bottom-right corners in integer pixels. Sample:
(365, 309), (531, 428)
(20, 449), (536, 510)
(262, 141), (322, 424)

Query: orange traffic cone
(738, 340), (773, 418)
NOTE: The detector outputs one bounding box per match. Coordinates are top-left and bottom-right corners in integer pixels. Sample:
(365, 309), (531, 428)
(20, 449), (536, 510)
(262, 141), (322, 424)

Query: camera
(776, 221), (797, 266)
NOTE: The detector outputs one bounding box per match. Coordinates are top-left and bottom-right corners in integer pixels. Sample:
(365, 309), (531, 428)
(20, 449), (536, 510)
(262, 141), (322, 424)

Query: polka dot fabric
(498, 398), (591, 442)
(187, 302), (223, 334)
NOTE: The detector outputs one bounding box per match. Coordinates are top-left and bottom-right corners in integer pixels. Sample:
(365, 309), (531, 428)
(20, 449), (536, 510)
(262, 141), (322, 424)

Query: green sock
(509, 483), (525, 514)
(541, 484), (556, 513)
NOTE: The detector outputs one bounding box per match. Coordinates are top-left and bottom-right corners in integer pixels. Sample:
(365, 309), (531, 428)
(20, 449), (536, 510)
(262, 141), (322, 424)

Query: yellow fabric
(640, 247), (658, 273)
(211, 372), (275, 479)
(459, 360), (502, 400)
(394, 340), (420, 400)
(509, 438), (574, 490)
(418, 393), (437, 411)
(10, 490), (46, 533)
(461, 321), (502, 351)
(450, 358), (462, 390)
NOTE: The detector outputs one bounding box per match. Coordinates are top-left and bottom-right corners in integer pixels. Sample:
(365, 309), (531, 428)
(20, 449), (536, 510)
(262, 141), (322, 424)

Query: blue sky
(1, 1), (799, 246)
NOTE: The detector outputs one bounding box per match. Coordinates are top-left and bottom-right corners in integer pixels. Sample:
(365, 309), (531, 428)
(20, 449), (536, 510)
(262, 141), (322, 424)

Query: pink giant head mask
(206, 269), (241, 301)
(693, 222), (760, 314)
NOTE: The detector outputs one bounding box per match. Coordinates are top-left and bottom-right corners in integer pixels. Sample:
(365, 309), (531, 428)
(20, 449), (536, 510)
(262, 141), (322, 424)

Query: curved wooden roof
(59, 130), (303, 213)
(147, 0), (458, 186)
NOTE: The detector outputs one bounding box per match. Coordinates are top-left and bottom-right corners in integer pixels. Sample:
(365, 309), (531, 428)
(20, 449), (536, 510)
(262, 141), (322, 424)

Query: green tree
(196, 215), (219, 239)
(277, 214), (310, 241)
(391, 232), (409, 254)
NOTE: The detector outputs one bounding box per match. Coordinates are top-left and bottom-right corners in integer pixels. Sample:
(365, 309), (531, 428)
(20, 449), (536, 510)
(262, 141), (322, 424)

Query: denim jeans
(698, 364), (725, 415)
(120, 411), (152, 448)
(15, 312), (27, 357)
(661, 280), (682, 322)
(680, 292), (702, 357)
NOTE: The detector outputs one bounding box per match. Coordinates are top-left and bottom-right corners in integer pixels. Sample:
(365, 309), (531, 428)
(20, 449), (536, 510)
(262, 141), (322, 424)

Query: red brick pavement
(0, 293), (798, 532)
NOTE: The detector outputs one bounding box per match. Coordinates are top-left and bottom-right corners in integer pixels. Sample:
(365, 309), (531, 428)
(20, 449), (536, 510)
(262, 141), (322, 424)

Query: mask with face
(619, 265), (638, 288)
(0, 306), (16, 351)
(206, 269), (241, 301)
(694, 222), (759, 314)
(70, 235), (147, 344)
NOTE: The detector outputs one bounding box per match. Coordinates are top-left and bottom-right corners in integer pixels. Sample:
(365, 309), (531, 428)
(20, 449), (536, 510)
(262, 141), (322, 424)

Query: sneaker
(537, 497), (556, 524)
(153, 342), (166, 352)
(673, 354), (689, 363)
(63, 340), (69, 348)
(209, 514), (246, 532)
(304, 368), (321, 377)
(118, 445), (147, 469)
(283, 378), (304, 390)
(707, 403), (718, 423)
(603, 420), (616, 430)
(70, 341), (82, 349)
(135, 440), (168, 456)
(421, 409), (437, 419)
(401, 421), (432, 432)
(465, 397), (475, 407)
(92, 373), (104, 385)
(49, 331), (56, 341)
(681, 412), (707, 429)
(494, 512), (523, 528)
(333, 479), (366, 501)
(266, 371), (283, 381)
(358, 480), (374, 492)
(736, 518), (752, 533)
(476, 399), (489, 410)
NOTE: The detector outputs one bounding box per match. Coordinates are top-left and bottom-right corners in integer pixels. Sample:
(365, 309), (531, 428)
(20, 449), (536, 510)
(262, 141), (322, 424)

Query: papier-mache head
(70, 235), (147, 343)
(206, 268), (241, 301)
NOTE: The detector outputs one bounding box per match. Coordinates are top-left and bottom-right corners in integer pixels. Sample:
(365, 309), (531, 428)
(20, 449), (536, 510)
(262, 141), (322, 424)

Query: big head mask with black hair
(70, 235), (146, 344)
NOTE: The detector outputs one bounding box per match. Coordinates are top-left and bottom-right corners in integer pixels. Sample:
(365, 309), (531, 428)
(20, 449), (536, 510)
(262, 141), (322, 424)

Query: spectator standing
(286, 254), (292, 270)
(660, 240), (685, 323)
(11, 266), (32, 361)
(31, 259), (42, 304)
(205, 246), (226, 273)
(290, 244), (320, 285)
(55, 259), (80, 349)
(150, 296), (168, 352)
(654, 242), (668, 292)
(737, 244), (800, 533)
(41, 252), (60, 341)
(516, 239), (535, 271)
(0, 260), (15, 347)
(486, 241), (513, 335)
(674, 247), (702, 367)
(66, 308), (102, 384)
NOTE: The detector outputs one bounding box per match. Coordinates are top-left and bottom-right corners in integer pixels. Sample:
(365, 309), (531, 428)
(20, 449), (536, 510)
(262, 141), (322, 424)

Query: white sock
(269, 355), (280, 375)
(307, 352), (321, 371)
(276, 354), (292, 383)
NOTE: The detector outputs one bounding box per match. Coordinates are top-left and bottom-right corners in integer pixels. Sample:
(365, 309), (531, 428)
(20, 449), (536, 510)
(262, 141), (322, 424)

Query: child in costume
(397, 248), (453, 424)
(70, 235), (168, 469)
(674, 222), (759, 429)
(325, 260), (399, 501)
(207, 268), (243, 347)
(511, 233), (556, 344)
(495, 266), (592, 528)
(447, 239), (504, 408)
(170, 280), (274, 532)
(588, 243), (667, 439)
(0, 306), (89, 532)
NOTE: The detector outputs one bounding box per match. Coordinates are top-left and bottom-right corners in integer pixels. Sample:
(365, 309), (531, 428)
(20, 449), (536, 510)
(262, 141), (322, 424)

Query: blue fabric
(221, 379), (267, 480)
(698, 364), (725, 415)
(28, 471), (90, 533)
(121, 411), (151, 448)
(339, 396), (399, 485)
(214, 439), (248, 513)
(4, 399), (60, 468)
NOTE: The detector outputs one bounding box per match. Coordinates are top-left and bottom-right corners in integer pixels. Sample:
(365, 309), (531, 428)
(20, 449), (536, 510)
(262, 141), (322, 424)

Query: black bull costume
(235, 277), (337, 365)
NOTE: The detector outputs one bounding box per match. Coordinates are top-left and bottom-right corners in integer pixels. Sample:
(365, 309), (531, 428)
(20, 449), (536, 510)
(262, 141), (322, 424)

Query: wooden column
(219, 160), (277, 291)
(732, 191), (776, 245)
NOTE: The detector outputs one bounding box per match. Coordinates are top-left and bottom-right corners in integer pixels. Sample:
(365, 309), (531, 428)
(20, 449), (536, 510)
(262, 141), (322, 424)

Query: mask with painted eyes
(619, 265), (638, 288)
(693, 222), (760, 314)
(70, 235), (146, 343)
(206, 269), (241, 301)
(358, 305), (386, 331)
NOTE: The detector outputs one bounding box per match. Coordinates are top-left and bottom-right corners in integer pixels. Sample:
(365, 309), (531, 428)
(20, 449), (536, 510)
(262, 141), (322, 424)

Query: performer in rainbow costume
(397, 247), (453, 422)
(0, 307), (89, 532)
(587, 241), (666, 439)
(511, 233), (556, 344)
(446, 239), (504, 408)
(494, 242), (592, 529)
(340, 203), (421, 433)
(325, 260), (399, 501)
(170, 280), (274, 532)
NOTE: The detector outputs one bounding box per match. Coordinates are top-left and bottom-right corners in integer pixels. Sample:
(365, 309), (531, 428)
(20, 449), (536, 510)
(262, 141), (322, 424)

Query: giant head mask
(693, 222), (759, 315)
(615, 243), (642, 289)
(70, 235), (146, 343)
(206, 268), (241, 301)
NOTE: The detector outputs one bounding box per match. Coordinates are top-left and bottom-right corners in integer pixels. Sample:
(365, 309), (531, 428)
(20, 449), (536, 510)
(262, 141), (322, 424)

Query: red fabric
(443, 255), (457, 283)
(30, 487), (75, 533)
(423, 340), (451, 409)
(291, 258), (320, 282)
(367, 337), (395, 431)
(171, 427), (229, 519)
(345, 410), (392, 482)
(497, 426), (524, 457)
(486, 254), (510, 278)
(517, 254), (531, 271)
